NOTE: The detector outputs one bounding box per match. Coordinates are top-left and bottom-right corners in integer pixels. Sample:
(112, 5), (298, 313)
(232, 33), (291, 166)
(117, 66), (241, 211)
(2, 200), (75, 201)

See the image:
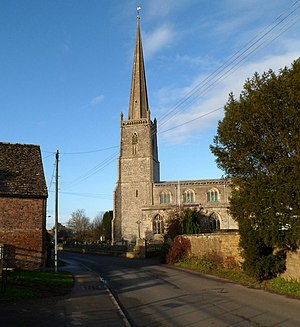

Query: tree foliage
(210, 60), (300, 280)
(67, 209), (91, 243)
(166, 208), (213, 240)
(101, 210), (113, 241)
(91, 212), (104, 241)
(66, 209), (113, 243)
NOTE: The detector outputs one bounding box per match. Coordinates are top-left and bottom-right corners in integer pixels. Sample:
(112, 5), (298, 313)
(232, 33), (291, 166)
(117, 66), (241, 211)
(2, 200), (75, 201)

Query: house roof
(0, 142), (48, 198)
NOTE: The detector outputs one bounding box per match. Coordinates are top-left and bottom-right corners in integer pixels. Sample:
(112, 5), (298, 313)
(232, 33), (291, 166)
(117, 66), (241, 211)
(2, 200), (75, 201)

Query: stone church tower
(112, 16), (238, 244)
(112, 16), (160, 243)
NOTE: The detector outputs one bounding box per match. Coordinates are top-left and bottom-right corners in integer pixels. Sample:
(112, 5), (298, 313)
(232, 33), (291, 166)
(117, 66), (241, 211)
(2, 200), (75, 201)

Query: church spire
(128, 15), (149, 120)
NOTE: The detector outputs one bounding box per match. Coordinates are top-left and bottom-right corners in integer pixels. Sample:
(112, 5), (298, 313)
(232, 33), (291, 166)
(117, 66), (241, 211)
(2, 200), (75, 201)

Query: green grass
(0, 270), (73, 300)
(176, 256), (300, 298)
(265, 277), (300, 297)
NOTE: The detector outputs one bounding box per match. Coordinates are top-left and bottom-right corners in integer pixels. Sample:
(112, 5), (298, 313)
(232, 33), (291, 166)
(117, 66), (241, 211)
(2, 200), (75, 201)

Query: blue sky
(1, 1), (299, 228)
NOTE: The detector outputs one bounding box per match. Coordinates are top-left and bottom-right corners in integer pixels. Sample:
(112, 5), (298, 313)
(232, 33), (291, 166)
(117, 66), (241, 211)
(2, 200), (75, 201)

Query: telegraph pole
(54, 150), (59, 272)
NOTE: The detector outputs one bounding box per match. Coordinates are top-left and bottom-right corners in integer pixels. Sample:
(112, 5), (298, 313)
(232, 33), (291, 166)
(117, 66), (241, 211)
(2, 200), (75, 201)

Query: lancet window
(132, 133), (138, 155)
(153, 215), (164, 234)
(210, 212), (221, 230)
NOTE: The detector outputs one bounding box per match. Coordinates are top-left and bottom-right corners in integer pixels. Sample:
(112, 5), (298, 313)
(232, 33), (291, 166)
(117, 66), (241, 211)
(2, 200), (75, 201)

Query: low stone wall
(282, 250), (300, 281)
(183, 233), (300, 281)
(184, 232), (242, 268)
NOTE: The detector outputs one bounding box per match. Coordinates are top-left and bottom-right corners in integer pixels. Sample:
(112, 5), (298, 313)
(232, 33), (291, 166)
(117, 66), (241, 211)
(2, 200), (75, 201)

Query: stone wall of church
(113, 116), (159, 243)
(112, 183), (122, 243)
(120, 181), (154, 243)
(141, 207), (173, 241)
(152, 180), (238, 230)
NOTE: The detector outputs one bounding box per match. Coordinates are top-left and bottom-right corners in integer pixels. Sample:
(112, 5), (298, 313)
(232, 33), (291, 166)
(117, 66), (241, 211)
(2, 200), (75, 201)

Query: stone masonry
(112, 16), (237, 244)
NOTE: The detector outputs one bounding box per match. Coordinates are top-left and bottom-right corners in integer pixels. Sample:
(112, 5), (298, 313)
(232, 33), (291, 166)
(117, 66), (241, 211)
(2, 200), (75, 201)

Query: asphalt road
(60, 252), (300, 327)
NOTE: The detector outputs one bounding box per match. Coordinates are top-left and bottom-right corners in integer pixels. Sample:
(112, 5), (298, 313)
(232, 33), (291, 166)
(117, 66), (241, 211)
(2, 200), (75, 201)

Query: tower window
(132, 133), (138, 155)
(136, 190), (138, 197)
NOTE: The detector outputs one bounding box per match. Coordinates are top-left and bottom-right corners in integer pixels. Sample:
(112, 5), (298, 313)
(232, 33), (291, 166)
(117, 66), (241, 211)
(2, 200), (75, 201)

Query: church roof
(128, 16), (149, 120)
(0, 142), (48, 198)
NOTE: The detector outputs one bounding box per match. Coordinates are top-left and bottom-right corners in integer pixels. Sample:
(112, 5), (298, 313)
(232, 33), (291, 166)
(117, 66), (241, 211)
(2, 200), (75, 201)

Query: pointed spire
(128, 15), (149, 120)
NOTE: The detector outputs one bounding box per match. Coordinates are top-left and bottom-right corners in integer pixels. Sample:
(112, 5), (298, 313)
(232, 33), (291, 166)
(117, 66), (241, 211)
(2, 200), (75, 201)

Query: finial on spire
(136, 6), (141, 18)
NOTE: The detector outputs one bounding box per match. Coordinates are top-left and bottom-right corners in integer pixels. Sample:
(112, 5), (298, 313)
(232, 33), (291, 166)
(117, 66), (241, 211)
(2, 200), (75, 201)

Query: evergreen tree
(102, 210), (113, 241)
(210, 59), (300, 280)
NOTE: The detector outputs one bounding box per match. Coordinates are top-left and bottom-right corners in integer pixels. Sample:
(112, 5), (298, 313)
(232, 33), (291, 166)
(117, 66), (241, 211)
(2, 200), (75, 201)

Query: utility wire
(48, 190), (112, 199)
(47, 157), (56, 192)
(59, 145), (119, 155)
(62, 151), (119, 189)
(47, 2), (300, 188)
(156, 1), (300, 130)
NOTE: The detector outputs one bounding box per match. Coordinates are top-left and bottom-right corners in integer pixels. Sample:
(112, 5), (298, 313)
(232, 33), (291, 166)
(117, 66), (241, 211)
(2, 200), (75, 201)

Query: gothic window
(182, 190), (195, 203)
(153, 215), (164, 234)
(207, 189), (219, 202)
(132, 133), (138, 155)
(210, 212), (220, 230)
(160, 191), (171, 204)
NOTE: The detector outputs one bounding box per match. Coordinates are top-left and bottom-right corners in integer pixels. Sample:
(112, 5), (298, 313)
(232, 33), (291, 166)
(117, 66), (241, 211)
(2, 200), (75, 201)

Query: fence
(62, 242), (164, 259)
(0, 244), (9, 292)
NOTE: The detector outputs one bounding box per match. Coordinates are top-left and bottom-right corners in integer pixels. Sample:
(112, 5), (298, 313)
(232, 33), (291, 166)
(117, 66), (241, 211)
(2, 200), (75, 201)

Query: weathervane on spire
(136, 6), (141, 18)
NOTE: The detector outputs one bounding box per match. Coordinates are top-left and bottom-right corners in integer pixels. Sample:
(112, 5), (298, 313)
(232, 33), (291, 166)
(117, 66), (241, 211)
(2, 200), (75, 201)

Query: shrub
(166, 236), (191, 264)
(239, 225), (286, 281)
(223, 256), (240, 269)
(204, 251), (223, 267)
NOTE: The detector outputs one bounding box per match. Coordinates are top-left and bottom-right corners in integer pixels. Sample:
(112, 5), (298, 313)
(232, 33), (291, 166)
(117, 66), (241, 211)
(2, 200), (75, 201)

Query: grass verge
(175, 256), (300, 299)
(0, 270), (73, 300)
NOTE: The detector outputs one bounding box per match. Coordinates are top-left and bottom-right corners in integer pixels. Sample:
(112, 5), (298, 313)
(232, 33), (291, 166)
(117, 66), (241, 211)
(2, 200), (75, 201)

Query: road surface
(60, 252), (300, 327)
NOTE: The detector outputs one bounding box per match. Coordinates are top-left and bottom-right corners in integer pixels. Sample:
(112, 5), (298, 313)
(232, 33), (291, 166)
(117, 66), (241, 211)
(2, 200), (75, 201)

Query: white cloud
(62, 43), (71, 54)
(145, 0), (196, 20)
(90, 95), (104, 106)
(143, 24), (175, 58)
(156, 38), (300, 144)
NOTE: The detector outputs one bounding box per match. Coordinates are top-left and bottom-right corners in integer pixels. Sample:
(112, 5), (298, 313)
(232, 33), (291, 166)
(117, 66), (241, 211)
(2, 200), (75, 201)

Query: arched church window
(132, 133), (138, 155)
(153, 215), (164, 234)
(207, 189), (219, 202)
(210, 212), (220, 230)
(160, 191), (171, 204)
(182, 190), (195, 203)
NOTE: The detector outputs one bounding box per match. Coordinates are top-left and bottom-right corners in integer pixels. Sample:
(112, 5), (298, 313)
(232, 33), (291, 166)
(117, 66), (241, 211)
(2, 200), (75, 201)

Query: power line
(155, 1), (300, 130)
(59, 145), (119, 155)
(62, 151), (119, 189)
(47, 156), (56, 192)
(45, 2), (300, 189)
(42, 145), (118, 156)
(48, 190), (112, 199)
(159, 107), (223, 135)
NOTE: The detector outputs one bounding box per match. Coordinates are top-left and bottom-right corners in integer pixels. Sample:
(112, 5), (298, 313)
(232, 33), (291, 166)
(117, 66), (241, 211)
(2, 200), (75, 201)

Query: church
(112, 16), (238, 244)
